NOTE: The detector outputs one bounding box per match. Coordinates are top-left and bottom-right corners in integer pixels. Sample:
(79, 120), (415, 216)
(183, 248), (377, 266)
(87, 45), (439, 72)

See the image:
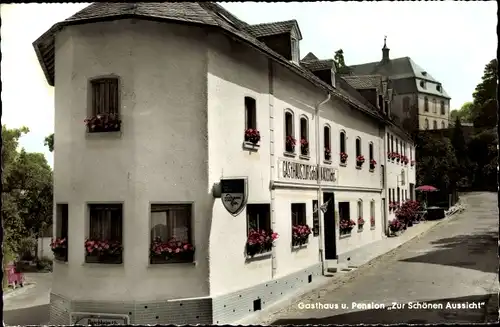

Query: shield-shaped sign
(220, 178), (248, 216)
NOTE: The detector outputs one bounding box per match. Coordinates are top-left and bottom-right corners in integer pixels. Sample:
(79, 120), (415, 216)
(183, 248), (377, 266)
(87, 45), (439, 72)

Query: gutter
(314, 93), (331, 275)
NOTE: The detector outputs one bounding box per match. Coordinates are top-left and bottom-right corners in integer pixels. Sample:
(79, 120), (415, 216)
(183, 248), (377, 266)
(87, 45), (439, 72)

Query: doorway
(323, 192), (337, 260)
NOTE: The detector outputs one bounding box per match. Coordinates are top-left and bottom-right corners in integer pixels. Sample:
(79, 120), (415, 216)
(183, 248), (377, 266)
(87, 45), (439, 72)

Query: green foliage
(450, 102), (474, 123)
(2, 125), (53, 262)
(44, 133), (54, 152)
(334, 49), (352, 75)
(471, 59), (497, 130)
(36, 257), (53, 272)
(415, 133), (459, 191)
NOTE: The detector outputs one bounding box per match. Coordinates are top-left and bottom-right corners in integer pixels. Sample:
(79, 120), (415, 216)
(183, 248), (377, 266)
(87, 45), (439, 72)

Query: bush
(36, 257), (53, 272)
(18, 237), (37, 261)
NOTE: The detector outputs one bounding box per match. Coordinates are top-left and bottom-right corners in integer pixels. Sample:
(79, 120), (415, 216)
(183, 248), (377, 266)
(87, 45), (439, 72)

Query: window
(437, 84), (442, 92)
(381, 165), (385, 187)
(150, 204), (193, 264)
(285, 110), (295, 153)
(55, 204), (69, 262)
(245, 97), (256, 130)
(384, 100), (389, 114)
(401, 169), (405, 185)
(300, 117), (309, 156)
(357, 200), (363, 230)
(424, 119), (429, 129)
(378, 95), (384, 111)
(324, 125), (331, 161)
(424, 97), (429, 112)
(390, 134), (394, 152)
(441, 121), (445, 129)
(410, 147), (413, 161)
(291, 203), (308, 245)
(91, 78), (119, 115)
(420, 80), (426, 89)
(397, 187), (400, 204)
(291, 203), (306, 226)
(340, 130), (346, 153)
(402, 96), (410, 111)
(396, 138), (399, 155)
(339, 202), (351, 235)
(405, 190), (408, 200)
(355, 137), (361, 157)
(387, 133), (390, 154)
(370, 201), (375, 228)
(86, 204), (123, 264)
(433, 120), (437, 129)
(247, 204), (271, 233)
(392, 189), (395, 204)
(432, 99), (437, 113)
(369, 142), (374, 162)
(440, 101), (445, 115)
(388, 188), (392, 204)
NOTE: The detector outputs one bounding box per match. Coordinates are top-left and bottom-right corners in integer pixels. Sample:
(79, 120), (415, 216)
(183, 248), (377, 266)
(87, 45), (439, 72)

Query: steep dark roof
(342, 75), (382, 90)
(301, 52), (318, 61)
(243, 19), (302, 39)
(300, 59), (334, 72)
(349, 56), (450, 99)
(33, 2), (389, 124)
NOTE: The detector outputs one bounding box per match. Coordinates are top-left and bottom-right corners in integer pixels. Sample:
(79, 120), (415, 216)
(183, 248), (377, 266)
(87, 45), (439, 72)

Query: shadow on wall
(399, 231), (498, 274)
(271, 294), (493, 325)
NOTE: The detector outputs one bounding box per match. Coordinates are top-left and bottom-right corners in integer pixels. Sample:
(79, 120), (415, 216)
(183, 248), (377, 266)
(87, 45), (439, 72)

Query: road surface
(267, 192), (499, 324)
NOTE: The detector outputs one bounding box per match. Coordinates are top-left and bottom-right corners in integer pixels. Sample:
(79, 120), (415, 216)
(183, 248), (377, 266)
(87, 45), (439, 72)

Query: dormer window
(422, 71), (427, 76)
(291, 37), (299, 64)
(420, 80), (426, 89)
(436, 84), (442, 92)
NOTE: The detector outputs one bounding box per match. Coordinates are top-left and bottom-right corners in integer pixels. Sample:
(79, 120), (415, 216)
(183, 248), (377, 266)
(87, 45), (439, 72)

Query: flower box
(356, 155), (365, 167)
(357, 217), (365, 229)
(150, 251), (194, 264)
(84, 239), (123, 264)
(85, 113), (121, 133)
(285, 136), (296, 154)
(339, 219), (356, 235)
(369, 159), (377, 171)
(246, 229), (278, 257)
(389, 218), (403, 234)
(340, 152), (348, 164)
(244, 128), (261, 145)
(85, 254), (123, 264)
(51, 238), (68, 262)
(370, 216), (375, 227)
(324, 147), (331, 161)
(292, 224), (311, 247)
(150, 237), (195, 264)
(300, 139), (309, 156)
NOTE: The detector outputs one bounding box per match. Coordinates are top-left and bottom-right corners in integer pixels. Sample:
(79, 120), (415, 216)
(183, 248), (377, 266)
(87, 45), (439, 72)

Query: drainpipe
(383, 126), (389, 236)
(315, 93), (331, 275)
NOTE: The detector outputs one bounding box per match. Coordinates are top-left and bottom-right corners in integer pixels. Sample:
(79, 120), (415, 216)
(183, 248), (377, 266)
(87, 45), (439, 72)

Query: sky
(1, 1), (497, 167)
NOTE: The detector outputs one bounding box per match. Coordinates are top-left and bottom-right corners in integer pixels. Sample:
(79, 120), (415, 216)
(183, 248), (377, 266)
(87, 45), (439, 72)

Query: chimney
(382, 36), (390, 63)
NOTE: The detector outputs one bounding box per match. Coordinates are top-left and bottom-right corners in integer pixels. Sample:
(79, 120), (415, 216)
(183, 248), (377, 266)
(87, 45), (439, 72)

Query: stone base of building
(50, 263), (322, 325)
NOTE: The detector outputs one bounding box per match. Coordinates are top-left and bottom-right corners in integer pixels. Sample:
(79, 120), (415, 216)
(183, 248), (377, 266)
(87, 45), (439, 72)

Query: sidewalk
(338, 218), (447, 268)
(236, 213), (456, 325)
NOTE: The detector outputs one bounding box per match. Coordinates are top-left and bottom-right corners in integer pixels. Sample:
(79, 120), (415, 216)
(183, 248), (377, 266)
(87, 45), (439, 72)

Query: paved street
(3, 272), (51, 326)
(266, 192), (499, 324)
(2, 193), (497, 325)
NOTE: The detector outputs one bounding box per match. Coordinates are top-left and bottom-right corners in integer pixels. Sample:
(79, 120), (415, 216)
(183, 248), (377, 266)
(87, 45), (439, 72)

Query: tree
(44, 133), (54, 152)
(467, 128), (498, 190)
(334, 49), (352, 75)
(2, 125), (53, 265)
(450, 102), (474, 123)
(415, 132), (459, 191)
(450, 117), (471, 186)
(471, 59), (497, 129)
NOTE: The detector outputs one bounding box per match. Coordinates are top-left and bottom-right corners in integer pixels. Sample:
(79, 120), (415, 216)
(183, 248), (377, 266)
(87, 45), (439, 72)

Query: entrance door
(323, 192), (337, 259)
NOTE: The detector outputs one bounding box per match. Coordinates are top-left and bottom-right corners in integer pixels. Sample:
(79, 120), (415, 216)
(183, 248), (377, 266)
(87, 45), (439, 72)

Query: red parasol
(415, 185), (438, 192)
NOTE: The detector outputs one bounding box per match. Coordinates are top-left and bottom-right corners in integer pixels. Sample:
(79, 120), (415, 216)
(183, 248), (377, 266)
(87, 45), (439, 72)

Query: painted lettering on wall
(280, 160), (336, 182)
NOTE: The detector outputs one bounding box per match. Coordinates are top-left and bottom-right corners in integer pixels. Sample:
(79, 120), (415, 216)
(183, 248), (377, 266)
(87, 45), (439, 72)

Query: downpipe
(315, 93), (331, 275)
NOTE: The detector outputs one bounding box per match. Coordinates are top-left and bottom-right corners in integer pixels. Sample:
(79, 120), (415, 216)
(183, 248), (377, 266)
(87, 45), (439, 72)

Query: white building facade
(34, 3), (415, 325)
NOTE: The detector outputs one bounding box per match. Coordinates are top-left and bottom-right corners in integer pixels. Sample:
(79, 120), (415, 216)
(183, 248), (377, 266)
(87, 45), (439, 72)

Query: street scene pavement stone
(263, 192), (499, 325)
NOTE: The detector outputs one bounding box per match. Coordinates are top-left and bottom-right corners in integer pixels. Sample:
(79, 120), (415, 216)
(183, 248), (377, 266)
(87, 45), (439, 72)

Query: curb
(237, 210), (461, 325)
(2, 283), (36, 300)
